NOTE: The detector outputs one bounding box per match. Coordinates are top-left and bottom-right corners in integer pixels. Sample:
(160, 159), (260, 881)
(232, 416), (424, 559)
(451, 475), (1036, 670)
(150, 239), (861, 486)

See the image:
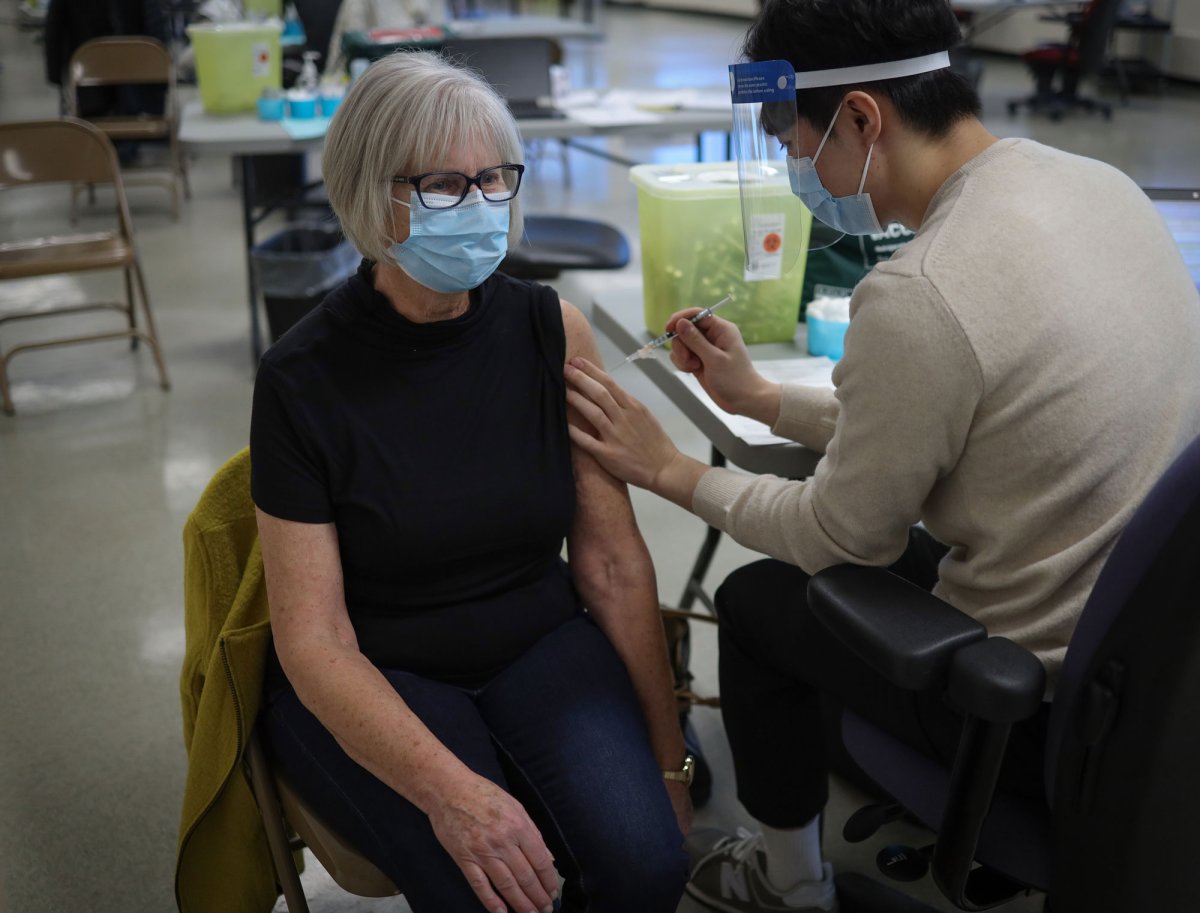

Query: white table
(593, 290), (825, 611)
(180, 97), (732, 359)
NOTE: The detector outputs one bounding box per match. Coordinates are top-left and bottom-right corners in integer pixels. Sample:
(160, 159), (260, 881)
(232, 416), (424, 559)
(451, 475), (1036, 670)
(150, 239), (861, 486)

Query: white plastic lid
(187, 19), (282, 35)
(629, 162), (746, 200)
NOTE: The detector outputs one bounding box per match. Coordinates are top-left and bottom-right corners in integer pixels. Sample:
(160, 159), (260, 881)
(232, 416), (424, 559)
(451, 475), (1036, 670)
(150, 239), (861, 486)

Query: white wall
(1168, 0), (1200, 81)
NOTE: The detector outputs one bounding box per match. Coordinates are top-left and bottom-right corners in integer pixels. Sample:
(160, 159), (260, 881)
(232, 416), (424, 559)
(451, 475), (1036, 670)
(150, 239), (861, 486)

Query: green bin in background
(630, 162), (810, 344)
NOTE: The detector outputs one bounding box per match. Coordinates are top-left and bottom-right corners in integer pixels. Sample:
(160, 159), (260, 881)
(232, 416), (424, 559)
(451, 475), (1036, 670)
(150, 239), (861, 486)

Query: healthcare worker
(564, 0), (1200, 910)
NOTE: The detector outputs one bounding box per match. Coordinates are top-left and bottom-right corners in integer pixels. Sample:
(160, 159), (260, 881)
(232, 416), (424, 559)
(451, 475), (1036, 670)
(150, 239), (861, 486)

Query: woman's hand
(665, 309), (781, 426)
(665, 780), (694, 839)
(563, 356), (683, 491)
(427, 774), (560, 913)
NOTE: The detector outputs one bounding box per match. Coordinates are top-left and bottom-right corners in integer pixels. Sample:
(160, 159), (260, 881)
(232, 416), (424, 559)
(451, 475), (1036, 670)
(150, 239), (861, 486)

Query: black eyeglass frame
(390, 163), (526, 210)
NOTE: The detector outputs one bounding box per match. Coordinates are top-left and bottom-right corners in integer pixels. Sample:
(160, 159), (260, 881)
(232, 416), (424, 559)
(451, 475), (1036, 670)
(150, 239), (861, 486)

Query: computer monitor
(1144, 188), (1200, 290)
(441, 37), (563, 119)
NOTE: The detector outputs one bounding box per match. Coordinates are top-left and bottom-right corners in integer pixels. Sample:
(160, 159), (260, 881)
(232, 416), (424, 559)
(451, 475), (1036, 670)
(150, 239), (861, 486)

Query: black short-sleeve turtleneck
(251, 260), (579, 682)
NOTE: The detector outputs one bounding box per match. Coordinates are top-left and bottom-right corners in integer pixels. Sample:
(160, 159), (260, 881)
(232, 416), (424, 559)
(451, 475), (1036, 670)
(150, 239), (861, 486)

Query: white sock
(761, 817), (825, 892)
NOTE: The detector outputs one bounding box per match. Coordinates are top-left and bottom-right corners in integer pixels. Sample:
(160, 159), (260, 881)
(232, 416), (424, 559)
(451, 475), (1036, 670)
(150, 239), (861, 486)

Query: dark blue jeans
(262, 615), (688, 913)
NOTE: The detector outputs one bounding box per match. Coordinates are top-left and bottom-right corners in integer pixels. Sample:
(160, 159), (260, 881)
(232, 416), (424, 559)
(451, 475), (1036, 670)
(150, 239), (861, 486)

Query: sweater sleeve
(770, 383), (839, 453)
(692, 272), (983, 573)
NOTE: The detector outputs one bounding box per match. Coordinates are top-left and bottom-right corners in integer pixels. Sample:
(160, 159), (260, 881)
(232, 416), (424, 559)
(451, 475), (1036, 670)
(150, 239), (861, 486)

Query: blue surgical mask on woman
(787, 105), (883, 236)
(390, 190), (510, 293)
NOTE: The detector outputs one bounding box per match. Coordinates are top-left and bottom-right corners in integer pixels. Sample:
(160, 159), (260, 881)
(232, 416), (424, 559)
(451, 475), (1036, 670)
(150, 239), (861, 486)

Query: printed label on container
(252, 42), (272, 78)
(745, 214), (784, 281)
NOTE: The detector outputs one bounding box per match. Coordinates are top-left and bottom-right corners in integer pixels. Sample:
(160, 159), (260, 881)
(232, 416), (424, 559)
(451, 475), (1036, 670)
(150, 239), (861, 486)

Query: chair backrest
(1074, 0), (1122, 75)
(1046, 431), (1200, 910)
(68, 35), (174, 87)
(0, 118), (124, 188)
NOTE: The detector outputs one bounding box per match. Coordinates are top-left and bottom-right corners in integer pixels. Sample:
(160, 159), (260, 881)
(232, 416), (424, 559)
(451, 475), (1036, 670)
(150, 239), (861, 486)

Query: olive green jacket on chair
(175, 447), (281, 913)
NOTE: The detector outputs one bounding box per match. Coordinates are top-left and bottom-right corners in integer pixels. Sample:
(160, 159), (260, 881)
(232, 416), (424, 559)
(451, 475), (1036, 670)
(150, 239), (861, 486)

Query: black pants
(715, 529), (1050, 828)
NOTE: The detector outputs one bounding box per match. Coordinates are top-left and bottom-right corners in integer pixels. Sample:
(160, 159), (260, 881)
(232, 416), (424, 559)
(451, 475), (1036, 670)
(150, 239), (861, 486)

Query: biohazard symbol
(762, 232), (782, 254)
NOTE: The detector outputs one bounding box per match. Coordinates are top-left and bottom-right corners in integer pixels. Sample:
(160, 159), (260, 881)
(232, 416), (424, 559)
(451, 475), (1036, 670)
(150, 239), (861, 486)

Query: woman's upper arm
(560, 301), (647, 569)
(255, 507), (358, 657)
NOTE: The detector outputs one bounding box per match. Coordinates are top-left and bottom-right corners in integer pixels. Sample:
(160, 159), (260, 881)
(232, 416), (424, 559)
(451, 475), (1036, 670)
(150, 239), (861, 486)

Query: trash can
(252, 222), (359, 342)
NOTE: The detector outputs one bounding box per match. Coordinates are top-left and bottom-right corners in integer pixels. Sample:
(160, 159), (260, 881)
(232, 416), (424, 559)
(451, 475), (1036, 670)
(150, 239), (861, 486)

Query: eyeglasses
(391, 164), (525, 210)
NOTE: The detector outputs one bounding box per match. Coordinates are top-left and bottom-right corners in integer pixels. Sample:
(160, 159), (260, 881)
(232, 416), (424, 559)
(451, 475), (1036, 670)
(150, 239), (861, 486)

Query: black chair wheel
(876, 844), (930, 883)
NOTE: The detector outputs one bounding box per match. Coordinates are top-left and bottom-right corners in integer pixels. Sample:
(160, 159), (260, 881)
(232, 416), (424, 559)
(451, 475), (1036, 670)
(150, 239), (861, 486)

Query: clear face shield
(728, 53), (954, 266)
(728, 59), (844, 273)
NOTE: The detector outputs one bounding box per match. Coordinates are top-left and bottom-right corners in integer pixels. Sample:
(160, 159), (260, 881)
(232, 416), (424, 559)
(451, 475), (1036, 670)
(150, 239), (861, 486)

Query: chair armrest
(949, 637), (1045, 723)
(807, 565), (987, 691)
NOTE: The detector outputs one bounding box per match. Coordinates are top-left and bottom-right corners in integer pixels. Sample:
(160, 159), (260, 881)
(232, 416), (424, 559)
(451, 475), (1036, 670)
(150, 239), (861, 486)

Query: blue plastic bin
(807, 315), (849, 361)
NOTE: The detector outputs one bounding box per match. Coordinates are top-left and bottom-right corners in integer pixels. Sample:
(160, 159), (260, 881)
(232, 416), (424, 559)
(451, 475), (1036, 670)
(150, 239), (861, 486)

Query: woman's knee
(579, 834), (688, 913)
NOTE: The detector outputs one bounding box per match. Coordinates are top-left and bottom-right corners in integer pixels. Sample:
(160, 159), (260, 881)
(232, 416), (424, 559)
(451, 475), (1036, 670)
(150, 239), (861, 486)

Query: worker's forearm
(650, 451), (711, 513)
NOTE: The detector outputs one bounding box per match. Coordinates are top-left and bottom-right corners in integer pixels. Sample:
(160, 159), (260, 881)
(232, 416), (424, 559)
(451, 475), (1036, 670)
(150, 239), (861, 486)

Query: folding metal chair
(0, 118), (170, 415)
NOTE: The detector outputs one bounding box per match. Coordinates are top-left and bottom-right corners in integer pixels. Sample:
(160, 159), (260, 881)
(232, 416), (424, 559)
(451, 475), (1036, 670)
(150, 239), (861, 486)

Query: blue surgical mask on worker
(786, 105), (883, 237)
(390, 190), (510, 293)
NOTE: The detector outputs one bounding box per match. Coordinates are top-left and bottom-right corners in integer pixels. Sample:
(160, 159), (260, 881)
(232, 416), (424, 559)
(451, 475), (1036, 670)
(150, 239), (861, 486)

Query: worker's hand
(665, 309), (780, 426)
(427, 774), (559, 913)
(564, 357), (680, 490)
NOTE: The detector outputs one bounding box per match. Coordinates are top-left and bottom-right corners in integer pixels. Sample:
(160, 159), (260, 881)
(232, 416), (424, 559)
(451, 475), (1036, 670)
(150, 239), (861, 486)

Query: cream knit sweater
(693, 138), (1200, 686)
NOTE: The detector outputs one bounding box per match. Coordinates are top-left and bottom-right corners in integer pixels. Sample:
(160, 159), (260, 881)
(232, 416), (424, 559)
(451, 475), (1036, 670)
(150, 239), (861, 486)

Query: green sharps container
(630, 162), (811, 344)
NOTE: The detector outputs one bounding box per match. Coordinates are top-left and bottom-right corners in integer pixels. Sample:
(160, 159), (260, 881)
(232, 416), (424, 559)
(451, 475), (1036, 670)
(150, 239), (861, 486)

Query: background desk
(593, 290), (823, 611)
(180, 98), (733, 360)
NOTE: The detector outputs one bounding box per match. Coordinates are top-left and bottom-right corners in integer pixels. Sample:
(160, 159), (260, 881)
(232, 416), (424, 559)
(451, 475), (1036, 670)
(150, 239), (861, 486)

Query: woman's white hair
(323, 51), (525, 265)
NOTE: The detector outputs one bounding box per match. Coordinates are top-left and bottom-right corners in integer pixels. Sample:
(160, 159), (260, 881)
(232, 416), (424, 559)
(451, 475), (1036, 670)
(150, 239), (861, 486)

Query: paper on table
(677, 357), (836, 447)
(281, 116), (332, 140)
(567, 106), (661, 126)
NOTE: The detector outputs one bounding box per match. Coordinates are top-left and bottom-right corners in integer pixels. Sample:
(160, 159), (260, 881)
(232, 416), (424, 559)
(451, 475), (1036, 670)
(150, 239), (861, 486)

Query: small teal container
(807, 316), (850, 361)
(257, 95), (285, 121)
(319, 91), (344, 117)
(287, 94), (317, 118)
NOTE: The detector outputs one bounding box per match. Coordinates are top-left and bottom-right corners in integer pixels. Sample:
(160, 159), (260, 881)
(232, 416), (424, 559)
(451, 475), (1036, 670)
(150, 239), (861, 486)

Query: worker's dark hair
(743, 0), (981, 137)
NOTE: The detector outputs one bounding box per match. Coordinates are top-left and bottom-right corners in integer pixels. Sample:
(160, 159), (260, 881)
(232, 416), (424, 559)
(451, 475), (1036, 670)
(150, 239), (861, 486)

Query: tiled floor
(2, 3), (1199, 911)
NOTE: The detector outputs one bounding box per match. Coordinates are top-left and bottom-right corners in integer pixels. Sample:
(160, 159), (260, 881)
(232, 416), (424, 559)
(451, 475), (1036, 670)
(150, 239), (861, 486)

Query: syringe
(614, 296), (732, 370)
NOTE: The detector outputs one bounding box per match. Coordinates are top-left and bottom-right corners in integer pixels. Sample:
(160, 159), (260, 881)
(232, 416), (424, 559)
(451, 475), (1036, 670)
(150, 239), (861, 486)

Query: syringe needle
(611, 296), (733, 371)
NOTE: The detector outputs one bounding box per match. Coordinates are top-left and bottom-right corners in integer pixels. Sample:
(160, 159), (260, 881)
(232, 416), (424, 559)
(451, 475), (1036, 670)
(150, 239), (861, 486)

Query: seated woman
(249, 52), (691, 913)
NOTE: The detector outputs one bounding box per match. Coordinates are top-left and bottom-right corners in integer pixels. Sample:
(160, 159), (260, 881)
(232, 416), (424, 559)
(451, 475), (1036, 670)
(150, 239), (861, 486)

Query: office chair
(501, 216), (630, 280)
(0, 118), (170, 416)
(807, 429), (1200, 912)
(66, 36), (190, 218)
(1007, 0), (1121, 121)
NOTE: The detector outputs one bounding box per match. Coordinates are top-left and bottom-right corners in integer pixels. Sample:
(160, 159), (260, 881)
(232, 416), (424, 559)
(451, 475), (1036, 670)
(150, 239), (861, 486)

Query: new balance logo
(720, 860), (751, 902)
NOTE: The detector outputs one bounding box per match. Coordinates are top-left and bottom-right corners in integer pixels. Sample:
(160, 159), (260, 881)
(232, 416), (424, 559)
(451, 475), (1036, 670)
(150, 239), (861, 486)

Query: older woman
(249, 53), (690, 913)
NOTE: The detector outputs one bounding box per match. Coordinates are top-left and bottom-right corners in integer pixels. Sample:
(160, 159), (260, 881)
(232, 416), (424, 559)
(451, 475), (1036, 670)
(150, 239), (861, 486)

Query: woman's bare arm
(559, 301), (692, 831)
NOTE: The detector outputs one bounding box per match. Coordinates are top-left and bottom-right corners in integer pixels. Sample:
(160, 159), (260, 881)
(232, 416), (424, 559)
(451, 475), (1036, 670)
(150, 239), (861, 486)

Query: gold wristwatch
(662, 754), (696, 786)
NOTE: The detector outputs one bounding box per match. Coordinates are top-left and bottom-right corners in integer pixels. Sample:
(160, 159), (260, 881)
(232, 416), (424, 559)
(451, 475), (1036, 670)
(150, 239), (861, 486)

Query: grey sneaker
(685, 827), (838, 913)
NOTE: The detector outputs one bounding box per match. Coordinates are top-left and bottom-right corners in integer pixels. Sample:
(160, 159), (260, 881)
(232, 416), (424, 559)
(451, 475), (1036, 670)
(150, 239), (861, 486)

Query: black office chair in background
(501, 216), (630, 280)
(1008, 0), (1122, 121)
(807, 430), (1200, 912)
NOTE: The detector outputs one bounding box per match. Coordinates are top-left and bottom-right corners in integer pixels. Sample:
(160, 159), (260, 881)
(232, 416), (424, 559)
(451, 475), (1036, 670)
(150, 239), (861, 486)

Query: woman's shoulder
(487, 271), (561, 309)
(257, 284), (355, 386)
